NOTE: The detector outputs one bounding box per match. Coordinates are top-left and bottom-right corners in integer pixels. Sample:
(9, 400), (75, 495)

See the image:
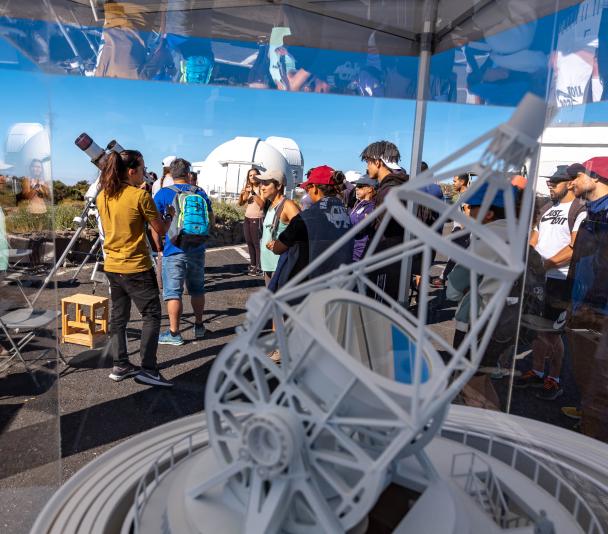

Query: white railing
(133, 426), (209, 533)
(442, 426), (605, 534)
(451, 452), (530, 529)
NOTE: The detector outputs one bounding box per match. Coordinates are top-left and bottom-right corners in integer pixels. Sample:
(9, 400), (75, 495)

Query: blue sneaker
(159, 331), (184, 346)
(194, 323), (207, 340)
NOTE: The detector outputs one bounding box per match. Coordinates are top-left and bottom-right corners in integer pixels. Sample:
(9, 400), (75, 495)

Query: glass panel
(1, 0), (606, 531)
(0, 65), (61, 531)
(0, 2), (420, 99)
(1, 4), (417, 530)
(508, 2), (608, 449)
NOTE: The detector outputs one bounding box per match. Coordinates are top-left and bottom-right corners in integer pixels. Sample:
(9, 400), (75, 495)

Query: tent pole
(398, 0), (438, 304)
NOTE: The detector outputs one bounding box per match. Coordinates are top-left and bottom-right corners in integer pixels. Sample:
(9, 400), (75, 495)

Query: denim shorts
(162, 252), (206, 300)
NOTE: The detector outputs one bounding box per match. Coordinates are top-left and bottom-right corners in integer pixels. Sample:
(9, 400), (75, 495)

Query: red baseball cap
(511, 175), (527, 190)
(581, 157), (608, 181)
(300, 165), (335, 188)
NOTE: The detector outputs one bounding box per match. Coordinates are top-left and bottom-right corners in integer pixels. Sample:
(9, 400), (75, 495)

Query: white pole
(398, 0), (439, 304)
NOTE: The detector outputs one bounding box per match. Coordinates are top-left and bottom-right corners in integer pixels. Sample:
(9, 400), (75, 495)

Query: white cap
(381, 158), (402, 171)
(162, 155), (176, 167)
(345, 170), (362, 183)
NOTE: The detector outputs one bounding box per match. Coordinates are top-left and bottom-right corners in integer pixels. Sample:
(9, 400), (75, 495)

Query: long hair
(247, 167), (260, 183)
(99, 150), (142, 199)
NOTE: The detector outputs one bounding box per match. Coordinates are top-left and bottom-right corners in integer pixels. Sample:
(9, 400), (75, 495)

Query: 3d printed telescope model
(172, 94), (551, 533)
(32, 96), (608, 533)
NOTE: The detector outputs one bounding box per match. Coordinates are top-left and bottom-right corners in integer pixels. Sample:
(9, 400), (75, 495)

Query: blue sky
(1, 67), (607, 185)
(0, 68), (511, 184)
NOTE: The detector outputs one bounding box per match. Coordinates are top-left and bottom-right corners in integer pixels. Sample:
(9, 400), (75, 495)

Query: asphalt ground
(0, 244), (585, 533)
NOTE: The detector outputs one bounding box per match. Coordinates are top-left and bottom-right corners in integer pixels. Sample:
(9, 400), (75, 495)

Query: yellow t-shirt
(97, 185), (159, 274)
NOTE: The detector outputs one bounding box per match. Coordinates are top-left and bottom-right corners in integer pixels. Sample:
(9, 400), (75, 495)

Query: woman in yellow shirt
(96, 149), (173, 388)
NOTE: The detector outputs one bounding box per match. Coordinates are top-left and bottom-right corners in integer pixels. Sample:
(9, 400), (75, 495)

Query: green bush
(5, 203), (91, 233)
(212, 200), (245, 225)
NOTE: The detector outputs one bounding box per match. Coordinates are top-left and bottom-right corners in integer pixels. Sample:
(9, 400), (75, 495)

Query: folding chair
(0, 306), (66, 387)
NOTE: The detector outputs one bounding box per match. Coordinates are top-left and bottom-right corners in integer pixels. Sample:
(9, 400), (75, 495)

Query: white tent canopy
(2, 0), (581, 57)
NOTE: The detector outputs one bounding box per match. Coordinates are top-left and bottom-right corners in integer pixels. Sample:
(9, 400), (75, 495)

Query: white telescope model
(147, 94), (557, 532)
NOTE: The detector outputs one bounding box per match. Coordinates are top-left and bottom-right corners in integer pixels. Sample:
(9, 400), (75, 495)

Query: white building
(193, 136), (304, 197)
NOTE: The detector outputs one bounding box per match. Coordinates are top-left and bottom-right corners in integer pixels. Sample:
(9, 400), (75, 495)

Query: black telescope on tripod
(29, 133), (152, 306)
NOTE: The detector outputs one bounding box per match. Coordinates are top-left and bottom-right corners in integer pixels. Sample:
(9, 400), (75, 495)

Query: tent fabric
(0, 0), (582, 56)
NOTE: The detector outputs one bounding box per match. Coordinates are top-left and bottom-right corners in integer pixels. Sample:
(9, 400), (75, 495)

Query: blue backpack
(180, 56), (213, 84)
(167, 185), (210, 250)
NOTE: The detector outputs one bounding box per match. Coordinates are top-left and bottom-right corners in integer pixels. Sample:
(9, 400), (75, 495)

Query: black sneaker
(109, 363), (140, 382)
(134, 368), (174, 388)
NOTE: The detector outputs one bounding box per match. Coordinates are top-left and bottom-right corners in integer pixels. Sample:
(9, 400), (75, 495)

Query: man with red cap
(266, 165), (353, 289)
(562, 157), (608, 441)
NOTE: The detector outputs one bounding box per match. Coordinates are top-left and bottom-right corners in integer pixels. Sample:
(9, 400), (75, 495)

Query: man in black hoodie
(360, 141), (409, 301)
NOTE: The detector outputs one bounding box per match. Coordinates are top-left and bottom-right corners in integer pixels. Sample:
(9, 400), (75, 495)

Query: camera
(74, 133), (154, 185)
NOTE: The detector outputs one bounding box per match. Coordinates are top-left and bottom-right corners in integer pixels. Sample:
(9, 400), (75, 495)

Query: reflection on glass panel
(0, 1), (420, 99)
(0, 69), (60, 533)
(432, 3), (608, 108)
(511, 150), (608, 445)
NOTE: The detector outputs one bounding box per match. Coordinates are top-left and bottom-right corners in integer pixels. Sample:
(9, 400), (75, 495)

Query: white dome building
(193, 136), (304, 197)
(4, 122), (51, 179)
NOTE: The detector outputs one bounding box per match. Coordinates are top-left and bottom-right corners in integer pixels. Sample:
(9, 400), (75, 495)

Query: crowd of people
(2, 135), (605, 442)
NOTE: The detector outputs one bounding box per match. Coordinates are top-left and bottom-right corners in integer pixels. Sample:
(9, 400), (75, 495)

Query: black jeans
(106, 269), (161, 370)
(243, 217), (262, 269)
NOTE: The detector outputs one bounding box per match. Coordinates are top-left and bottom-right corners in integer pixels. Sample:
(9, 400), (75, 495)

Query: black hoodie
(374, 171), (409, 243)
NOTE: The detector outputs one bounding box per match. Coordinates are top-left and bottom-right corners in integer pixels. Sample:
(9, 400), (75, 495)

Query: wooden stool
(61, 293), (109, 348)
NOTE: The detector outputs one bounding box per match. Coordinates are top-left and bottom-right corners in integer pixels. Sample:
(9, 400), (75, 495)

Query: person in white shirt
(516, 165), (586, 400)
(151, 155), (176, 197)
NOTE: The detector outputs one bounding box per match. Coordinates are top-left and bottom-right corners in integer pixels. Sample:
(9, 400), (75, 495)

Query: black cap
(354, 174), (378, 188)
(566, 163), (587, 178)
(542, 165), (572, 183)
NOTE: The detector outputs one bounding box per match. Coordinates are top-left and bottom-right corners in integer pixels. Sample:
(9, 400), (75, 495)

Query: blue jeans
(162, 252), (206, 300)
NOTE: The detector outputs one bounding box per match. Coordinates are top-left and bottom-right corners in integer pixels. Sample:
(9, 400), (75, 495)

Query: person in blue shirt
(152, 158), (214, 345)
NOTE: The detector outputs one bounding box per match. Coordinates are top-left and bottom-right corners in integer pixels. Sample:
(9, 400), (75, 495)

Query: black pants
(106, 269), (161, 370)
(243, 217), (262, 269)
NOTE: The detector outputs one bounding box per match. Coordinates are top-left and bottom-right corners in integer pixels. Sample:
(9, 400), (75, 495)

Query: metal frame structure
(161, 93), (552, 532)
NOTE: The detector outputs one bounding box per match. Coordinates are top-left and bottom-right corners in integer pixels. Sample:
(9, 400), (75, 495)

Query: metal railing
(442, 426), (605, 534)
(451, 452), (530, 529)
(133, 426), (209, 533)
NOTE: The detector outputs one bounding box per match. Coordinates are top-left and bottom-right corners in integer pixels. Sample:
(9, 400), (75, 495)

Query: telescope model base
(31, 408), (608, 534)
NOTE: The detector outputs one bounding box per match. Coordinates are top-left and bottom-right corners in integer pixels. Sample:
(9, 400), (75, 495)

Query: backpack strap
(167, 185), (182, 194)
(568, 198), (586, 233)
(270, 198), (286, 240)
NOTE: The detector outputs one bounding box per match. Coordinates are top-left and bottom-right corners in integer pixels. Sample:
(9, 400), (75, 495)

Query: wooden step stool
(61, 293), (109, 348)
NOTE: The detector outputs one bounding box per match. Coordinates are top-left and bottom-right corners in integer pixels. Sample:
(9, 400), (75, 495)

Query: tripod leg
(30, 200), (94, 308)
(69, 236), (101, 283)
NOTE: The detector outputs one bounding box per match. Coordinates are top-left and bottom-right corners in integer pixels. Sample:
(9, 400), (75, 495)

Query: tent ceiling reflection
(2, 0), (582, 56)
